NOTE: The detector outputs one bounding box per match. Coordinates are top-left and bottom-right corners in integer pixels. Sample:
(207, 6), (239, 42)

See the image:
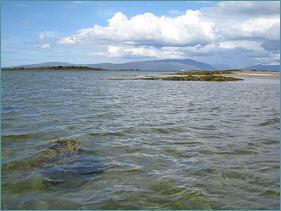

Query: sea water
(1, 70), (280, 209)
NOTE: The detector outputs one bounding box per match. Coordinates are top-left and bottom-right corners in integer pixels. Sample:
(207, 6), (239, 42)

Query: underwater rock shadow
(32, 138), (105, 187)
(1, 138), (105, 193)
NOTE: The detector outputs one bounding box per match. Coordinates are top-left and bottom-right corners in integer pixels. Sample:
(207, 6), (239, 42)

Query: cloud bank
(57, 10), (216, 47)
(55, 1), (280, 67)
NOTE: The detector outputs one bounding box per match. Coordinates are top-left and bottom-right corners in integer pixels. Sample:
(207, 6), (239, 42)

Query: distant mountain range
(2, 59), (280, 72)
(89, 59), (218, 71)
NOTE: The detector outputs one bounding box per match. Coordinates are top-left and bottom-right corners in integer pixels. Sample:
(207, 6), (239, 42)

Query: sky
(1, 1), (280, 68)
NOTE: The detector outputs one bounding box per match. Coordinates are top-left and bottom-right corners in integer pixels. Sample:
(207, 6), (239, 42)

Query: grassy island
(136, 75), (242, 81)
(1, 65), (107, 71)
(135, 70), (243, 81)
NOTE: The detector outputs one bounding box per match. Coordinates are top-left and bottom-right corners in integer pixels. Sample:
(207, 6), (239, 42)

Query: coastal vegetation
(33, 138), (82, 168)
(1, 66), (140, 71)
(135, 70), (243, 81)
(136, 75), (242, 81)
(1, 66), (107, 71)
(1, 138), (82, 171)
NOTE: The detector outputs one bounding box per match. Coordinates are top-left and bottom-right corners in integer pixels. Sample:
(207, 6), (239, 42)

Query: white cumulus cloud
(41, 44), (51, 49)
(220, 17), (280, 40)
(38, 32), (44, 40)
(54, 1), (279, 67)
(57, 36), (77, 45)
(106, 45), (185, 59)
(57, 10), (217, 47)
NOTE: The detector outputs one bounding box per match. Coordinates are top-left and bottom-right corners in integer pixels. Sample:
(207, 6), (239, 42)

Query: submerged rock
(2, 138), (104, 188)
(33, 138), (104, 186)
(33, 138), (82, 168)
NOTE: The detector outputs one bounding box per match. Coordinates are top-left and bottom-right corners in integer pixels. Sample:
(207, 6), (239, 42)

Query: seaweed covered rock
(31, 138), (104, 185)
(33, 138), (82, 169)
(2, 138), (104, 191)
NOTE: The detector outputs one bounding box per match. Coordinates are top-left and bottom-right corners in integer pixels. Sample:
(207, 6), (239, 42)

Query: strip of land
(129, 70), (242, 81)
(2, 66), (279, 80)
(1, 65), (140, 71)
(1, 66), (107, 71)
(219, 69), (280, 79)
(131, 69), (280, 81)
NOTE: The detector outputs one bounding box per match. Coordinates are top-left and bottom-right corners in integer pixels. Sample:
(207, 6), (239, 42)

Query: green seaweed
(47, 138), (79, 147)
(1, 138), (82, 171)
(33, 138), (82, 169)
(131, 70), (242, 81)
(10, 178), (54, 194)
(1, 161), (31, 170)
(136, 75), (242, 81)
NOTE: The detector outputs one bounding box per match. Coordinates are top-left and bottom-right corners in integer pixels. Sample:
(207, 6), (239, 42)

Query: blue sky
(1, 1), (280, 68)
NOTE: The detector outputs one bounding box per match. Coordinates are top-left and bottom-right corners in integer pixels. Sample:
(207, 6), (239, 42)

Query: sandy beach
(219, 69), (280, 79)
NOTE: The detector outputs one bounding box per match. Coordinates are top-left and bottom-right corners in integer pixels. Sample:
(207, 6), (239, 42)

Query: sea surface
(1, 70), (280, 210)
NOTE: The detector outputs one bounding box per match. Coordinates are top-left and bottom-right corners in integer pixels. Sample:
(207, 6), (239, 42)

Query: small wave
(259, 118), (280, 126)
(1, 134), (41, 141)
(89, 132), (125, 137)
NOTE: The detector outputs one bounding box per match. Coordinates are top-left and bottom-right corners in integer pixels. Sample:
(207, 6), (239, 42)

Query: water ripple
(1, 71), (280, 210)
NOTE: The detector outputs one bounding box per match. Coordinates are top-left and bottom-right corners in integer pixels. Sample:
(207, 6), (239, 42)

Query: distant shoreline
(128, 69), (280, 81)
(1, 65), (106, 71)
(1, 66), (279, 79)
(1, 65), (140, 71)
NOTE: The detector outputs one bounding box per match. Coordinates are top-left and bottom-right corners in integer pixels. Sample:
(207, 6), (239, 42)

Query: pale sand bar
(219, 70), (280, 79)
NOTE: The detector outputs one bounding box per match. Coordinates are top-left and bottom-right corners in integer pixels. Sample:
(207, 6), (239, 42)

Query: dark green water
(1, 70), (280, 210)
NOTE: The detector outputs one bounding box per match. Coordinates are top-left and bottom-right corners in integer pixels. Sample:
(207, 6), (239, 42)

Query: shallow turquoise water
(1, 70), (280, 210)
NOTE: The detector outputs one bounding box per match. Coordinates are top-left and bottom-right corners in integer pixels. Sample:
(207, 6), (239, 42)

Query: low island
(2, 66), (279, 81)
(134, 70), (243, 81)
(1, 65), (107, 71)
(1, 65), (141, 71)
(131, 69), (279, 81)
